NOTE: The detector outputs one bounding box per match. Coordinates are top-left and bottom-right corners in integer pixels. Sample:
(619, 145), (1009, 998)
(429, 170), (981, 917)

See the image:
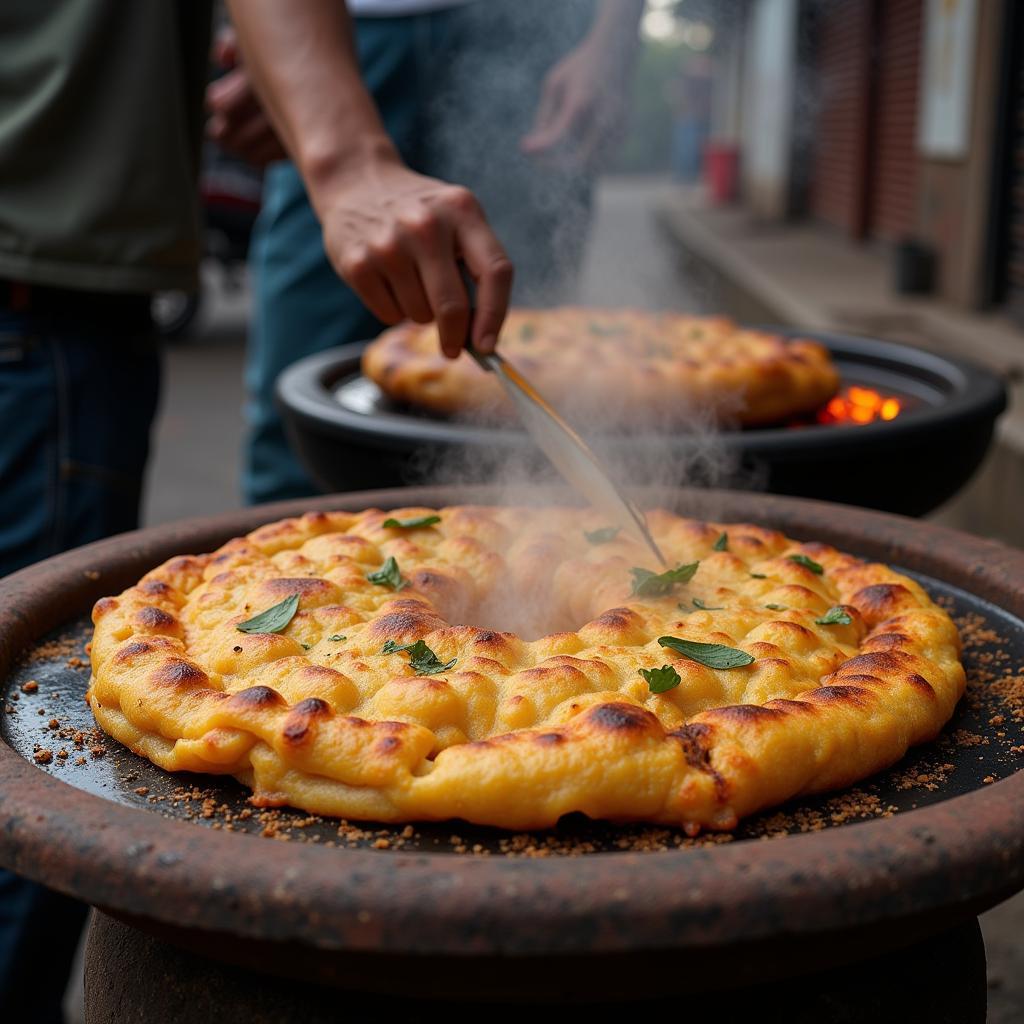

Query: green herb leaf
(712, 532), (728, 551)
(750, 572), (767, 579)
(658, 635), (755, 670)
(236, 594), (300, 634)
(382, 515), (441, 530)
(639, 665), (681, 693)
(690, 597), (724, 611)
(764, 604), (788, 611)
(815, 606), (852, 626)
(300, 642), (312, 651)
(788, 554), (824, 574)
(328, 634), (346, 642)
(584, 526), (621, 545)
(382, 639), (456, 676)
(367, 556), (407, 591)
(630, 562), (700, 597)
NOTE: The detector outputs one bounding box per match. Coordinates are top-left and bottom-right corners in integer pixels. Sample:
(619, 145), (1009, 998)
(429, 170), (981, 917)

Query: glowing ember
(817, 386), (902, 426)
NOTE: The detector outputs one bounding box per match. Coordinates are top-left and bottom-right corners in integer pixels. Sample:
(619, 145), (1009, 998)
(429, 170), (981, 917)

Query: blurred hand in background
(520, 0), (642, 168)
(206, 27), (286, 167)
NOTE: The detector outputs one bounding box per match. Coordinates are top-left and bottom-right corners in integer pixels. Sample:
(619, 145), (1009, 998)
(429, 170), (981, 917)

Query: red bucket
(704, 141), (739, 205)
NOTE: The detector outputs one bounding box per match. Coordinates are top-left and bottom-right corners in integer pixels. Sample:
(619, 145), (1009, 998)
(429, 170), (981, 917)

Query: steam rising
(395, 1), (766, 562)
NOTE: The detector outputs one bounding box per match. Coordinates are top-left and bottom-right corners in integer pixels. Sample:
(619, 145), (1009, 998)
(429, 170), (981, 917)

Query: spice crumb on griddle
(20, 680), (38, 694)
(33, 749), (52, 764)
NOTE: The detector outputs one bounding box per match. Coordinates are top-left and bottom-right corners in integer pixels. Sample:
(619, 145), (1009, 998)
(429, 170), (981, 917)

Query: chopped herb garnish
(328, 634), (346, 642)
(712, 532), (728, 551)
(300, 642), (312, 651)
(236, 594), (300, 634)
(788, 554), (824, 574)
(816, 606), (852, 626)
(639, 665), (681, 693)
(366, 556), (407, 590)
(764, 604), (788, 611)
(690, 597), (724, 611)
(382, 638), (456, 676)
(750, 572), (767, 579)
(382, 515), (441, 529)
(584, 526), (622, 545)
(630, 562), (699, 597)
(658, 635), (755, 670)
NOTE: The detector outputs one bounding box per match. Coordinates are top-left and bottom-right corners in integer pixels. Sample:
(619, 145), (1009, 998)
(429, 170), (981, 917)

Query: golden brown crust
(87, 507), (964, 831)
(361, 309), (841, 426)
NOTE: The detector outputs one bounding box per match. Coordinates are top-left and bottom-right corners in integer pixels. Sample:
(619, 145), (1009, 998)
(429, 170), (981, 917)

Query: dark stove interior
(330, 348), (928, 430)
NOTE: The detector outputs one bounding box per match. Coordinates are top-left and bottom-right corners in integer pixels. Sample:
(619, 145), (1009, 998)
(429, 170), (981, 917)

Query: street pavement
(132, 175), (1022, 1022)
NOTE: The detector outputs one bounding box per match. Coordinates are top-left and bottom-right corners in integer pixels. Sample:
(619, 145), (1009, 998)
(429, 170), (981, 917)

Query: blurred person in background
(0, 3), (213, 1018)
(212, 0), (643, 504)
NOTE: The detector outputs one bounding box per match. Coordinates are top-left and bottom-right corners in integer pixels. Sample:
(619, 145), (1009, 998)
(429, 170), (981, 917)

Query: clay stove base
(83, 911), (987, 1023)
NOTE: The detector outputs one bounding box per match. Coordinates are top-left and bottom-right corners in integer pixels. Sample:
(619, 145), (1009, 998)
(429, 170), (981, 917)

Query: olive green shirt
(0, 1), (212, 293)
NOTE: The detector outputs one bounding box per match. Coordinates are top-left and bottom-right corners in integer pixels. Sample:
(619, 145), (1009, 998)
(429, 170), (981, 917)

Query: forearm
(225, 0), (397, 215)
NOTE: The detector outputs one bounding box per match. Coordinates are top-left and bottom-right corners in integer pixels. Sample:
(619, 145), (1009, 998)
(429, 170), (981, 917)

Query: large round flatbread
(88, 506), (964, 832)
(362, 309), (841, 426)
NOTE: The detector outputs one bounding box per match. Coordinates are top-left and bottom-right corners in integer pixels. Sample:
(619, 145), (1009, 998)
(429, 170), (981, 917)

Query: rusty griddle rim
(1, 486), (1024, 958)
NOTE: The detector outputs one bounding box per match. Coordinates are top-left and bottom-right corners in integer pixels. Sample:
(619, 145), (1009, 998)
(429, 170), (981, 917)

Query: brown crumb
(33, 749), (52, 765)
(20, 680), (38, 694)
(134, 786), (149, 796)
(983, 775), (996, 784)
(89, 745), (106, 758)
(74, 756), (86, 766)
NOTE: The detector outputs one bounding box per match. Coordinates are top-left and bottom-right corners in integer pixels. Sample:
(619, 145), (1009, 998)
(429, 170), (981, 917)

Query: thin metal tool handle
(467, 341), (667, 567)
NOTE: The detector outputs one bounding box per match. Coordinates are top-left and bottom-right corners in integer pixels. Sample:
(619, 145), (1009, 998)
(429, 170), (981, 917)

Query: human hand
(206, 28), (287, 167)
(319, 157), (513, 357)
(520, 31), (632, 168)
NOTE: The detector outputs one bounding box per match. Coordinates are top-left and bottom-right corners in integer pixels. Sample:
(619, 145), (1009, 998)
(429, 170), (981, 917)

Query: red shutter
(810, 1), (873, 237)
(869, 0), (923, 240)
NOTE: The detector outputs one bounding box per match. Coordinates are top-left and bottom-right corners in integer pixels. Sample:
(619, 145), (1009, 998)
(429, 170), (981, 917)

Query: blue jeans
(245, 0), (595, 503)
(0, 292), (160, 1021)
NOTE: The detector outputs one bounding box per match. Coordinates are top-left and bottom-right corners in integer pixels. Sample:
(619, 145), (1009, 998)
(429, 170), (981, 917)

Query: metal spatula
(470, 346), (667, 567)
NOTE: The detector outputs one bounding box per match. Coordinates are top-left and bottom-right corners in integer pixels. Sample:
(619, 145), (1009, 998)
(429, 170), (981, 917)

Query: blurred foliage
(611, 40), (689, 174)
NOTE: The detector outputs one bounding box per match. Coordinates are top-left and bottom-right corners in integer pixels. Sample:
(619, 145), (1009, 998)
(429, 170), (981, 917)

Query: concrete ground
(72, 176), (1022, 1020)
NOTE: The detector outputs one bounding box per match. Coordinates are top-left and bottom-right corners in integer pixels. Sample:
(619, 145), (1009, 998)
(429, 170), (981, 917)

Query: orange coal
(817, 386), (902, 426)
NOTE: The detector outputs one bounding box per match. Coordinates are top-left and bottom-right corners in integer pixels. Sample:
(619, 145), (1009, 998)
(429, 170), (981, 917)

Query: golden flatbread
(362, 309), (840, 426)
(88, 506), (964, 832)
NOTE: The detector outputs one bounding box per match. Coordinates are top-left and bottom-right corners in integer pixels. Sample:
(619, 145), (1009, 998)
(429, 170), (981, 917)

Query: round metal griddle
(276, 332), (1007, 515)
(2, 487), (1024, 1001)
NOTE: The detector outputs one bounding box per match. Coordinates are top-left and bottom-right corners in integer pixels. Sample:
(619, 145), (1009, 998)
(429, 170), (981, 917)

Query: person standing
(0, 3), (213, 1018)
(214, 0), (643, 503)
